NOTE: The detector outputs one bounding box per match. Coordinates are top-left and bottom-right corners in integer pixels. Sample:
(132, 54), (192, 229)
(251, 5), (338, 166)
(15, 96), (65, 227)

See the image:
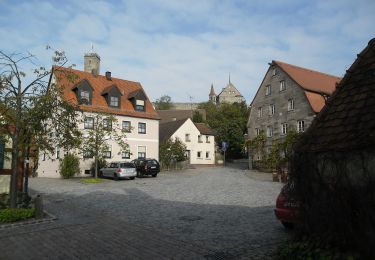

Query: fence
(160, 160), (189, 171)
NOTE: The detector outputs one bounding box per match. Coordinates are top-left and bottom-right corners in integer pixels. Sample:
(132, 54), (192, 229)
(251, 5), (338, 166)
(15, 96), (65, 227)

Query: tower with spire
(209, 83), (217, 104)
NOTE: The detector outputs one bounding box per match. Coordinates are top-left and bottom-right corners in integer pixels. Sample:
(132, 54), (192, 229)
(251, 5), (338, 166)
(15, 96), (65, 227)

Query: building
(209, 77), (246, 105)
(159, 118), (215, 165)
(37, 53), (160, 178)
(247, 60), (341, 168)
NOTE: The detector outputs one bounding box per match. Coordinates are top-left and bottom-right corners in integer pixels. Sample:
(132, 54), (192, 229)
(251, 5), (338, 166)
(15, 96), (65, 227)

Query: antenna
(186, 93), (194, 111)
(229, 73), (231, 84)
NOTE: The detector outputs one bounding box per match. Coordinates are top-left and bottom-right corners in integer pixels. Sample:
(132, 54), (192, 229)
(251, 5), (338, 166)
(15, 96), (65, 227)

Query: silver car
(99, 162), (136, 180)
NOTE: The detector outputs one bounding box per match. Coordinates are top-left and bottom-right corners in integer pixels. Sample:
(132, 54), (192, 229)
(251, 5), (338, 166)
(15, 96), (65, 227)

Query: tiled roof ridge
(273, 60), (341, 81)
(53, 65), (141, 85)
(160, 117), (189, 126)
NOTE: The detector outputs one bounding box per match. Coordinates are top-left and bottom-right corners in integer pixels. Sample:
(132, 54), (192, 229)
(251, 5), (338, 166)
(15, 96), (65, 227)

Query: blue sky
(0, 0), (374, 103)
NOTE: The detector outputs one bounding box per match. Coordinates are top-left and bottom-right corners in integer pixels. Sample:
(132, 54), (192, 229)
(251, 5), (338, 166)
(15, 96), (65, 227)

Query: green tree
(192, 110), (204, 123)
(154, 95), (173, 110)
(199, 101), (249, 159)
(159, 137), (187, 168)
(81, 113), (130, 178)
(0, 49), (81, 208)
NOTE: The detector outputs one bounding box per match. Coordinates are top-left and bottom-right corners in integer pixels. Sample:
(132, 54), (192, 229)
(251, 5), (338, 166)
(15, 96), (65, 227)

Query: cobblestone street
(0, 166), (288, 259)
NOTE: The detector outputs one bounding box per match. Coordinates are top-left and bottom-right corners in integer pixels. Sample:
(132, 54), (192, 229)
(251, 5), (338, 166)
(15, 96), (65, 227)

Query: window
(138, 122), (146, 134)
(102, 151), (111, 158)
(255, 128), (261, 136)
(122, 151), (130, 159)
(272, 68), (277, 76)
(83, 150), (93, 159)
(267, 126), (273, 137)
(110, 96), (119, 107)
(136, 99), (145, 111)
(266, 85), (272, 96)
(288, 99), (294, 111)
(185, 134), (191, 142)
(280, 80), (286, 91)
(42, 153), (46, 161)
(269, 104), (275, 116)
(257, 107), (263, 118)
(198, 135), (203, 143)
(122, 121), (131, 132)
(84, 117), (94, 129)
(103, 118), (112, 130)
(80, 90), (90, 103)
(197, 151), (202, 158)
(206, 152), (210, 159)
(297, 120), (305, 133)
(281, 123), (288, 135)
(138, 146), (146, 158)
(206, 136), (210, 143)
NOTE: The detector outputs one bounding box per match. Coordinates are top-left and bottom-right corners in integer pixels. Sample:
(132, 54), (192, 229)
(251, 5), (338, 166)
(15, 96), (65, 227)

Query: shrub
(0, 208), (35, 223)
(59, 153), (80, 179)
(90, 157), (107, 176)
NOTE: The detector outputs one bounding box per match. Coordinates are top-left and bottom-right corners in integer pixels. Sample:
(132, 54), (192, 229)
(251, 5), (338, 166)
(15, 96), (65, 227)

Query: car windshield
(121, 163), (135, 168)
(147, 160), (158, 166)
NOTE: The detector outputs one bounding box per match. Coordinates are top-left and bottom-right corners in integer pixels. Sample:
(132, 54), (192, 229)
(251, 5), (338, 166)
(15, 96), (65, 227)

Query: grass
(80, 178), (107, 184)
(0, 208), (35, 223)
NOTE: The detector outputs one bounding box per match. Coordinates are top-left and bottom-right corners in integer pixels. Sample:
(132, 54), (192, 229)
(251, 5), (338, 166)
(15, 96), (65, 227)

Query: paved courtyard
(0, 166), (288, 259)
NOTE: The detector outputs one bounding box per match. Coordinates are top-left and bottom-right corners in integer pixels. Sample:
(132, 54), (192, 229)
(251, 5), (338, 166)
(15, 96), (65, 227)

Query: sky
(0, 0), (374, 103)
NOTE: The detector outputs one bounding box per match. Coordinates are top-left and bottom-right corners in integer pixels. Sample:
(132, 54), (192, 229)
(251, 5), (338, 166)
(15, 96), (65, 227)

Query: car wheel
(281, 221), (294, 229)
(151, 173), (157, 177)
(114, 173), (119, 181)
(129, 177), (135, 180)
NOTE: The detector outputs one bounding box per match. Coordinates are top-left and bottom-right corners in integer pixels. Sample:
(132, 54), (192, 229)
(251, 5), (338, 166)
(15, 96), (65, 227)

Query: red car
(274, 183), (299, 229)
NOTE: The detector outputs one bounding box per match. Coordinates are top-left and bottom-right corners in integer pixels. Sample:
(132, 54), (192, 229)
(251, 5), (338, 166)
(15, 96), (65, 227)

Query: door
(185, 150), (191, 164)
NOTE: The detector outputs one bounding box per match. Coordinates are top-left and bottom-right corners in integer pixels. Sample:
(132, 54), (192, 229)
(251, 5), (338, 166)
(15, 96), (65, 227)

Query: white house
(37, 53), (160, 178)
(159, 118), (215, 164)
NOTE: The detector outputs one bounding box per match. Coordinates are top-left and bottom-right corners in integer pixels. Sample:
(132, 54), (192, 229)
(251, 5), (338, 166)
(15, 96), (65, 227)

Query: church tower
(84, 53), (101, 75)
(209, 84), (217, 104)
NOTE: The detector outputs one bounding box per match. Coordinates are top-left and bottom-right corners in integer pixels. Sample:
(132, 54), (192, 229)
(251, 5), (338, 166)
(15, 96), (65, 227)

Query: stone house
(159, 118), (215, 165)
(247, 60), (341, 168)
(37, 53), (160, 178)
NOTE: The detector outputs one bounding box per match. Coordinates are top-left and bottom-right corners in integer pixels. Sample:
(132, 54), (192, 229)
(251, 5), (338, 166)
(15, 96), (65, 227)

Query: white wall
(37, 112), (159, 178)
(171, 119), (215, 164)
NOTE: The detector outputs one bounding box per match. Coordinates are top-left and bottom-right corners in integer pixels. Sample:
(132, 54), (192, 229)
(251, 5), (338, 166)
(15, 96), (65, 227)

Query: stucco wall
(171, 119), (215, 164)
(37, 112), (159, 178)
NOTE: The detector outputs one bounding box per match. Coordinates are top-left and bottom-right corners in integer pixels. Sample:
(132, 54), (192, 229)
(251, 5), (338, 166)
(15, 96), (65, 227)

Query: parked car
(131, 158), (160, 178)
(99, 162), (136, 180)
(274, 182), (299, 229)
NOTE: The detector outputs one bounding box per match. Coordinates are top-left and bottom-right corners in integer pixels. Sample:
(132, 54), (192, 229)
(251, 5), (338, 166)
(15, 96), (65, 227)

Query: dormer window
(110, 96), (119, 107)
(80, 91), (90, 103)
(73, 79), (93, 105)
(136, 99), (145, 111)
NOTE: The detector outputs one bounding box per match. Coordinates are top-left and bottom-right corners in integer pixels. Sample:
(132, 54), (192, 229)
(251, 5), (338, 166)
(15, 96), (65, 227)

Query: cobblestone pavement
(0, 166), (289, 259)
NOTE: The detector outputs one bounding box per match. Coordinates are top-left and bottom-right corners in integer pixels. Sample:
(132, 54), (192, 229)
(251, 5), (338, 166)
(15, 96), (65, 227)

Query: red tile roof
(295, 38), (375, 152)
(273, 60), (341, 113)
(53, 66), (160, 120)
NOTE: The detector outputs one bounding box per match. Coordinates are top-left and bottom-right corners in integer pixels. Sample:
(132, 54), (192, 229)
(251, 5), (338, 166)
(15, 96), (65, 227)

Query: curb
(0, 211), (57, 230)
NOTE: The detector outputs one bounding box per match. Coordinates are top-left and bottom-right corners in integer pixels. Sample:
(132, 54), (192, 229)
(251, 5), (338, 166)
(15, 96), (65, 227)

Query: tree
(154, 95), (173, 110)
(0, 49), (81, 208)
(199, 101), (249, 159)
(159, 137), (187, 168)
(81, 113), (130, 178)
(192, 110), (204, 123)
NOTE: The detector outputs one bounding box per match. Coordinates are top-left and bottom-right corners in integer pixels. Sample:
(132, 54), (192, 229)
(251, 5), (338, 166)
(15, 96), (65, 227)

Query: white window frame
(122, 151), (131, 159)
(185, 133), (191, 142)
(138, 122), (146, 134)
(280, 80), (286, 91)
(269, 104), (275, 116)
(288, 99), (294, 111)
(138, 146), (146, 159)
(122, 121), (131, 133)
(84, 117), (94, 129)
(297, 120), (305, 133)
(266, 85), (271, 96)
(267, 126), (273, 137)
(257, 107), (263, 118)
(281, 123), (288, 135)
(110, 96), (119, 107)
(198, 135), (203, 143)
(255, 128), (261, 136)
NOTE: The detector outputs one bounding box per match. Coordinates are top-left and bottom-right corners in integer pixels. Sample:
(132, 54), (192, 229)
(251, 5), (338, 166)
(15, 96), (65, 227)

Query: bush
(0, 208), (35, 223)
(90, 157), (107, 176)
(59, 153), (80, 179)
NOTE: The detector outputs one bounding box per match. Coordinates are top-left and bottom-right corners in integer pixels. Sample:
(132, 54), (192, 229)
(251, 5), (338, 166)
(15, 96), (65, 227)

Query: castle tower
(84, 53), (101, 75)
(209, 84), (217, 104)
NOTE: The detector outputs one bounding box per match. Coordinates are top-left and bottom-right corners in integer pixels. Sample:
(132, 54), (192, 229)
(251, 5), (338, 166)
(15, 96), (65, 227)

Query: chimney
(105, 71), (112, 80)
(84, 53), (100, 75)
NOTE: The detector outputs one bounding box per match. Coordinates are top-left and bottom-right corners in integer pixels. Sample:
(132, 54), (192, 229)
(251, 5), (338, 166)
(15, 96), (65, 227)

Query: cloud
(0, 0), (374, 103)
